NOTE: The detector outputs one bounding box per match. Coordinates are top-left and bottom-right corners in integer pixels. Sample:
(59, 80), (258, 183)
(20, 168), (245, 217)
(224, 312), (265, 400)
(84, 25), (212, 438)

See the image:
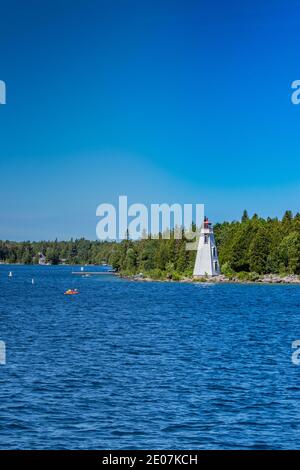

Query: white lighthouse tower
(193, 217), (220, 277)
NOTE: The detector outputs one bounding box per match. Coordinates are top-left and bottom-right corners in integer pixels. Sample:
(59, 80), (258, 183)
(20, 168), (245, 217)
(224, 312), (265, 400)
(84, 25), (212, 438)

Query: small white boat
(8, 271), (13, 277)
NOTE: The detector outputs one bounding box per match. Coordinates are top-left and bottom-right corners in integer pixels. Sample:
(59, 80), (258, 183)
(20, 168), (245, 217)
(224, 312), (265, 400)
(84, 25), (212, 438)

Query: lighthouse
(193, 217), (220, 277)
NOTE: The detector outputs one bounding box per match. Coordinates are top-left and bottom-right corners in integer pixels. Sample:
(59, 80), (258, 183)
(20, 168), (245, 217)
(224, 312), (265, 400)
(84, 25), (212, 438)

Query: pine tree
(249, 226), (270, 274)
(241, 210), (249, 223)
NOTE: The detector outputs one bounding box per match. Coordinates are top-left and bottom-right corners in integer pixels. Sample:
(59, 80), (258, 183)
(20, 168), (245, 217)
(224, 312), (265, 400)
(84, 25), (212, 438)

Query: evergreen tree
(249, 226), (270, 274)
(124, 247), (137, 272)
(241, 209), (249, 223)
(279, 232), (300, 274)
(176, 242), (188, 272)
(282, 210), (293, 225)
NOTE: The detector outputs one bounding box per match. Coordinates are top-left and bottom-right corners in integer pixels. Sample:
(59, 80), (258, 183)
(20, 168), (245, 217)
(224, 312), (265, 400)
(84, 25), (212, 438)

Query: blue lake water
(0, 265), (300, 449)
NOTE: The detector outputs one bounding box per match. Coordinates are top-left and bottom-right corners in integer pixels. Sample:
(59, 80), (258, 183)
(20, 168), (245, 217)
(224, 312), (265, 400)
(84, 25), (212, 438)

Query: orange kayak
(64, 290), (79, 295)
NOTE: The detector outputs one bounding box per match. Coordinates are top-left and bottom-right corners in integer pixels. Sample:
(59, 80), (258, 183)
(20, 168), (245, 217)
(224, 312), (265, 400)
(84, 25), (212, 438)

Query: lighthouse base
(193, 273), (219, 278)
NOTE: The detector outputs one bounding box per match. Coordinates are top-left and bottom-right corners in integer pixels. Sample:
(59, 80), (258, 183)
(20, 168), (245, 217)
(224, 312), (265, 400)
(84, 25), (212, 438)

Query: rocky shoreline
(119, 273), (300, 285)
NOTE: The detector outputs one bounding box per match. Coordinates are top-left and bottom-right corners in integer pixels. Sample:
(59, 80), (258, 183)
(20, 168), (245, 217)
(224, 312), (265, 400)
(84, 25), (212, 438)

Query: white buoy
(32, 278), (35, 284)
(81, 266), (84, 271)
(8, 271), (12, 277)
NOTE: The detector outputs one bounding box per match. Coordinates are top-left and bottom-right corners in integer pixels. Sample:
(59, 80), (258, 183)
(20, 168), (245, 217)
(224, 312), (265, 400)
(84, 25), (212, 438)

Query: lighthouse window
(212, 247), (216, 257)
(214, 261), (218, 271)
(204, 235), (208, 244)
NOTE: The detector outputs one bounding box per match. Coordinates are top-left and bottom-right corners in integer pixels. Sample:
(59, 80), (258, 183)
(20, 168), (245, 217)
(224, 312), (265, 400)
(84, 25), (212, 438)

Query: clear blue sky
(0, 0), (300, 240)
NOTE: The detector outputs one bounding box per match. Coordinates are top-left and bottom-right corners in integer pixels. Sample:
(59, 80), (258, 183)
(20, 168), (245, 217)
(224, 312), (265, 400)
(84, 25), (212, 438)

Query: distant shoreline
(1, 264), (300, 285)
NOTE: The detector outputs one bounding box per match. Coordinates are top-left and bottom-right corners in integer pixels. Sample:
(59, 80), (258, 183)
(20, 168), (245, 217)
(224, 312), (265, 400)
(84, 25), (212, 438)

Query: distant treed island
(1, 210), (300, 281)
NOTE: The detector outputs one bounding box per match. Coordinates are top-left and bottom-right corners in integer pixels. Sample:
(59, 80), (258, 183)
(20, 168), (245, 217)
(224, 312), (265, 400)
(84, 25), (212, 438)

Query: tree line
(0, 239), (115, 266)
(1, 210), (300, 279)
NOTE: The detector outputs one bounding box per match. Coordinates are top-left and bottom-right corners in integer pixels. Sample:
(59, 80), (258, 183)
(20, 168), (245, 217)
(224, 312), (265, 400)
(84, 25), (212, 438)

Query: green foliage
(1, 210), (300, 278)
(249, 226), (270, 274)
(193, 276), (208, 282)
(214, 210), (300, 277)
(241, 209), (249, 223)
(278, 232), (300, 274)
(235, 271), (251, 281)
(45, 245), (60, 265)
(147, 269), (165, 280)
(221, 261), (234, 278)
(234, 271), (260, 282)
(0, 239), (115, 266)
